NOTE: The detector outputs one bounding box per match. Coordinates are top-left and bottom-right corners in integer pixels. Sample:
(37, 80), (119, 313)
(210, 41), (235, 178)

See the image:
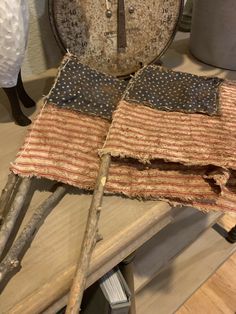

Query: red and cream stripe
(102, 82), (236, 169)
(11, 104), (110, 190)
(107, 162), (236, 213)
(10, 102), (236, 213)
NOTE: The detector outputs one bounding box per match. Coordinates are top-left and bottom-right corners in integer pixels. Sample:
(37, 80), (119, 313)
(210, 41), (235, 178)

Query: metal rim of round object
(48, 0), (184, 78)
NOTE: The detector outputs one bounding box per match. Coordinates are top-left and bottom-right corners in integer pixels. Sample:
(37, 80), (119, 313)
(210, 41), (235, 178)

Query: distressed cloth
(46, 54), (127, 120)
(10, 104), (236, 213)
(102, 81), (236, 170)
(124, 65), (223, 115)
(10, 55), (236, 213)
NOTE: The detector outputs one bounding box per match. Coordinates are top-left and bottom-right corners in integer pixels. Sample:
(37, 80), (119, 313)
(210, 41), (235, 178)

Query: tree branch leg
(0, 185), (67, 283)
(0, 178), (31, 258)
(0, 173), (19, 224)
(66, 154), (111, 314)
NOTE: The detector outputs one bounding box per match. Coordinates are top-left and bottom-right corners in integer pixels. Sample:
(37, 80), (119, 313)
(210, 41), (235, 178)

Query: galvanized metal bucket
(190, 0), (236, 70)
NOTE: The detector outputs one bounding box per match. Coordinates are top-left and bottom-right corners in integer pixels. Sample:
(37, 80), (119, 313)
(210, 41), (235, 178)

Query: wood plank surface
(177, 214), (236, 314)
(133, 207), (222, 293)
(135, 226), (236, 314)
(0, 89), (173, 313)
(0, 180), (172, 314)
(177, 253), (236, 314)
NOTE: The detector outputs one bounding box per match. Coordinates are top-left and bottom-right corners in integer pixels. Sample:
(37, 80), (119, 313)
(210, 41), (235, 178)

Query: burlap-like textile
(11, 54), (127, 187)
(11, 104), (110, 189)
(46, 54), (127, 120)
(10, 103), (236, 212)
(124, 65), (222, 115)
(102, 81), (236, 170)
(10, 55), (236, 213)
(107, 161), (236, 213)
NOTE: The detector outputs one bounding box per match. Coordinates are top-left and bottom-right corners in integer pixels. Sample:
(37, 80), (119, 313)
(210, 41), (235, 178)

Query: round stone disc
(49, 0), (183, 77)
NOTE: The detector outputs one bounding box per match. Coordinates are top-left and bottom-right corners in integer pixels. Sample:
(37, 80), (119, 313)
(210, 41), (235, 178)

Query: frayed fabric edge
(99, 148), (234, 173)
(10, 169), (236, 213)
(9, 168), (95, 192)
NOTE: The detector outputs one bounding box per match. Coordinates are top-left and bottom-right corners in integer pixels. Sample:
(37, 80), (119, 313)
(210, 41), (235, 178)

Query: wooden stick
(0, 177), (31, 258)
(0, 173), (19, 223)
(66, 154), (111, 314)
(0, 185), (67, 283)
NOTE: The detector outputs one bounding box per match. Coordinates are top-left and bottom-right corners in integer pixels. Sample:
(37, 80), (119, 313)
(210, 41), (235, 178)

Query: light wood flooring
(177, 215), (236, 314)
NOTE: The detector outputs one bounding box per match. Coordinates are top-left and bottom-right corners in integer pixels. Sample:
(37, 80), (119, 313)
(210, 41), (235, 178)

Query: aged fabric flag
(101, 65), (236, 212)
(11, 54), (125, 189)
(47, 54), (127, 120)
(102, 68), (236, 170)
(10, 55), (236, 213)
(124, 65), (223, 115)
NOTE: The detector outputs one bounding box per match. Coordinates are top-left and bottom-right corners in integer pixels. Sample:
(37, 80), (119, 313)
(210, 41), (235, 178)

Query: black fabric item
(124, 65), (223, 115)
(47, 55), (128, 120)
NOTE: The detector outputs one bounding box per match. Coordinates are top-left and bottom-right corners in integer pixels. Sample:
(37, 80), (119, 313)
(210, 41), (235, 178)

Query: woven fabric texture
(124, 65), (223, 115)
(10, 103), (236, 213)
(46, 54), (127, 120)
(102, 81), (236, 170)
(11, 104), (109, 189)
(10, 54), (236, 213)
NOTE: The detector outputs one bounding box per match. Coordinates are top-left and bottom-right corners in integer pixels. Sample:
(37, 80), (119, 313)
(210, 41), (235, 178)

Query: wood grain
(66, 154), (111, 313)
(0, 120), (172, 314)
(178, 254), (236, 314)
(135, 226), (236, 314)
(177, 214), (236, 314)
(133, 207), (222, 293)
(1, 201), (172, 314)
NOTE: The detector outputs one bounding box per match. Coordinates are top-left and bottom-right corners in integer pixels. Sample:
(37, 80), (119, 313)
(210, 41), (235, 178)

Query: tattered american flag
(10, 55), (236, 213)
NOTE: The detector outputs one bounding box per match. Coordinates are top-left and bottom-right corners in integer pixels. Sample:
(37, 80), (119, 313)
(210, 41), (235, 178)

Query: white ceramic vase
(0, 1), (29, 88)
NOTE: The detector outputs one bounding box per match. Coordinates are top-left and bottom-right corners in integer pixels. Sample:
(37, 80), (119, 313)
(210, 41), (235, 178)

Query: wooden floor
(177, 215), (236, 314)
